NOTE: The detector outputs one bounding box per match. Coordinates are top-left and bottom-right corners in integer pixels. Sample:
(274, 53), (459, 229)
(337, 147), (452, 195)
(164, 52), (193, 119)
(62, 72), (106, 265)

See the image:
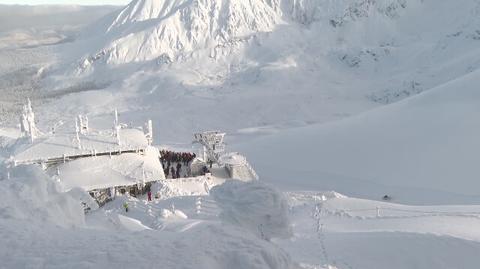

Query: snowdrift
(0, 168), (294, 269)
(1, 217), (294, 269)
(0, 165), (85, 228)
(237, 69), (480, 204)
(212, 180), (292, 240)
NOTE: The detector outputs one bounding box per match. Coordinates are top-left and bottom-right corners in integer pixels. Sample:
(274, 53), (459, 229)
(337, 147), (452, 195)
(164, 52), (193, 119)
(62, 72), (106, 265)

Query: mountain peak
(107, 0), (187, 31)
(81, 0), (282, 66)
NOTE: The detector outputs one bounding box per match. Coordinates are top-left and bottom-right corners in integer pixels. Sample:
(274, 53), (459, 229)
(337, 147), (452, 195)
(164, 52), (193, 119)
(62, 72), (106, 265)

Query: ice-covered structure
(19, 98), (39, 143)
(220, 152), (259, 181)
(191, 131), (258, 181)
(10, 107), (166, 205)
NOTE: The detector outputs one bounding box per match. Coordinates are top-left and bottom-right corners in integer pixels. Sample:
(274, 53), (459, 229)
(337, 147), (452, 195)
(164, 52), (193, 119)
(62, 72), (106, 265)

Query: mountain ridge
(78, 0), (419, 68)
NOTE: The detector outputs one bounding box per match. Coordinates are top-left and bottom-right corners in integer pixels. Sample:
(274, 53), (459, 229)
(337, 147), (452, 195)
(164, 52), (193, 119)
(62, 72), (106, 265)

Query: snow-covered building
(219, 152), (259, 181)
(10, 125), (165, 204)
(8, 109), (258, 207)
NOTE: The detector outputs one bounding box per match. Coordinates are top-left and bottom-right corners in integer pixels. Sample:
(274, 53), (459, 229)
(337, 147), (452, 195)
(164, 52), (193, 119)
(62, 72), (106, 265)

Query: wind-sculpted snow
(0, 167), (295, 269)
(0, 165), (85, 227)
(211, 180), (292, 240)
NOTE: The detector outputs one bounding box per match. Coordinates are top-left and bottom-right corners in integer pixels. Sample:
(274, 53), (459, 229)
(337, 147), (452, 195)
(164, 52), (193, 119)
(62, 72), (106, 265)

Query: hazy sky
(0, 0), (129, 5)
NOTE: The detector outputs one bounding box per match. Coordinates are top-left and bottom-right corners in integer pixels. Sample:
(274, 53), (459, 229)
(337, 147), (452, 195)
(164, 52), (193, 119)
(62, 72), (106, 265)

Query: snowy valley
(1, 0), (480, 268)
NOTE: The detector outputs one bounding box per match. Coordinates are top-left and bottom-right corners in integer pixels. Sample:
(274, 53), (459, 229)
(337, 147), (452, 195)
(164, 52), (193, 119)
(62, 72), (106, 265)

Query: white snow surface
(281, 192), (480, 269)
(0, 166), (85, 228)
(211, 180), (292, 240)
(153, 175), (226, 199)
(237, 69), (480, 204)
(1, 1), (480, 268)
(0, 167), (294, 269)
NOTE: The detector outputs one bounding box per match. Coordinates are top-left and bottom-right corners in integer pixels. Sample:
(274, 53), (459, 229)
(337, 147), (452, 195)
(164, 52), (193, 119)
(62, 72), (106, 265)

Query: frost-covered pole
(27, 98), (36, 141)
(113, 109), (121, 145)
(78, 115), (89, 134)
(115, 125), (121, 146)
(20, 98), (37, 143)
(114, 109), (119, 127)
(110, 187), (116, 199)
(84, 115), (89, 133)
(28, 120), (35, 144)
(78, 115), (84, 134)
(145, 119), (153, 146)
(75, 118), (81, 149)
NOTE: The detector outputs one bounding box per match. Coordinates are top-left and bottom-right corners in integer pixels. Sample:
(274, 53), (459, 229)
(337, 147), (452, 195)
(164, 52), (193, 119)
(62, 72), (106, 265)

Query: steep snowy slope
(79, 0), (281, 66)
(237, 69), (480, 204)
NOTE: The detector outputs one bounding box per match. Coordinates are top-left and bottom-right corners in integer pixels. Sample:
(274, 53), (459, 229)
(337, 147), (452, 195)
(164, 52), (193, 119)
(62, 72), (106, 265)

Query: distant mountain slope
(237, 68), (480, 204)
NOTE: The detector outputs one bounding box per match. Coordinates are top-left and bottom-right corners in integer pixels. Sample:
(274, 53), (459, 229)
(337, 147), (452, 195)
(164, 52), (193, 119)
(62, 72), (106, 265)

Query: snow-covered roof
(51, 146), (165, 191)
(13, 128), (147, 163)
(219, 152), (247, 166)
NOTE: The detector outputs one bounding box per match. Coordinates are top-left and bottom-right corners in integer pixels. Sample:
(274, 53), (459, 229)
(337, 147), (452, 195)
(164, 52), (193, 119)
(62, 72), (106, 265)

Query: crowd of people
(160, 150), (197, 179)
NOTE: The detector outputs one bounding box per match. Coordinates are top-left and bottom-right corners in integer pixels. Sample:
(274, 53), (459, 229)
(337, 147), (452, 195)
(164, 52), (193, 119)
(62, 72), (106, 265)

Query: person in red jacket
(147, 190), (152, 201)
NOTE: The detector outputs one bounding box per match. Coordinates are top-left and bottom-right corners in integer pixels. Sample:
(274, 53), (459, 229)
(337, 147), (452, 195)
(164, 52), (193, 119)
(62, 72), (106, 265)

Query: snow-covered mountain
(3, 0), (480, 140)
(77, 0), (421, 67)
(34, 0), (474, 142)
(80, 0), (282, 66)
